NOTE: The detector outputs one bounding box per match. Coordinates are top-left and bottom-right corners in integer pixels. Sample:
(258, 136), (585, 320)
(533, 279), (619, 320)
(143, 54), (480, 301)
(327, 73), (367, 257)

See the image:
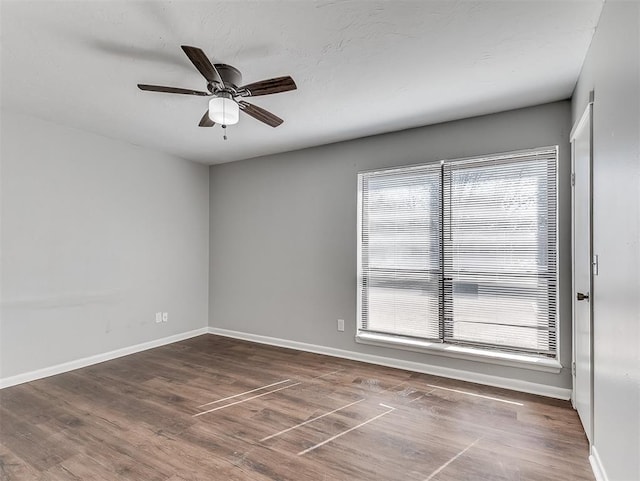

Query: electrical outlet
(162, 312), (168, 323)
(155, 312), (162, 323)
(337, 319), (345, 332)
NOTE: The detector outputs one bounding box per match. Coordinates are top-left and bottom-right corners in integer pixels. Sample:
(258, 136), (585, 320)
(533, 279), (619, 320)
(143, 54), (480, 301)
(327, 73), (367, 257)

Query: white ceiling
(1, 1), (603, 165)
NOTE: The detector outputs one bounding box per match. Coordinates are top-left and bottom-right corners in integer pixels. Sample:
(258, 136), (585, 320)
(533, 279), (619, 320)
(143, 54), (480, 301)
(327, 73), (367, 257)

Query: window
(357, 147), (558, 362)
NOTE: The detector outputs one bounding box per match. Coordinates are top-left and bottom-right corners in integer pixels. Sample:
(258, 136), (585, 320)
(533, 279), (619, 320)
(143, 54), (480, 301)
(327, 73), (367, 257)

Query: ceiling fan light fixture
(209, 94), (239, 125)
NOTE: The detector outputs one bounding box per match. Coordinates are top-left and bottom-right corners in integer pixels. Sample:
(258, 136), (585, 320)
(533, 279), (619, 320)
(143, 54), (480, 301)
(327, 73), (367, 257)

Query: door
(571, 95), (593, 442)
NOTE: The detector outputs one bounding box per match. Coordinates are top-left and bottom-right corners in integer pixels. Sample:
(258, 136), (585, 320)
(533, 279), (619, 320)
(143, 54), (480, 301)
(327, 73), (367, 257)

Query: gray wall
(572, 2), (640, 480)
(210, 101), (573, 390)
(0, 111), (210, 379)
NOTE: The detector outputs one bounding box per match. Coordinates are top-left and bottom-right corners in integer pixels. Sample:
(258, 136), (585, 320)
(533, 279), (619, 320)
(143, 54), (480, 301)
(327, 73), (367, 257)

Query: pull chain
(222, 97), (228, 140)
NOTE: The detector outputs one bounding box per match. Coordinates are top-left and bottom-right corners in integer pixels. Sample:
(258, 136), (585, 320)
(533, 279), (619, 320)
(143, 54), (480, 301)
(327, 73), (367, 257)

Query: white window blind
(357, 147), (558, 358)
(358, 164), (441, 340)
(442, 150), (558, 356)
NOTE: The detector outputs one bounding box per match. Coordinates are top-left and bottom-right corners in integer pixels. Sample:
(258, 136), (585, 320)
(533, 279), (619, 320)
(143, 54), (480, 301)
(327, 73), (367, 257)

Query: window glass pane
(445, 275), (554, 351)
(367, 279), (440, 338)
(367, 172), (441, 271)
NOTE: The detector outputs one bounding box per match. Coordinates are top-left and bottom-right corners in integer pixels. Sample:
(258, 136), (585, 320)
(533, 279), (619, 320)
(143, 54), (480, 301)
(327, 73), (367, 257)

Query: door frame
(570, 90), (594, 443)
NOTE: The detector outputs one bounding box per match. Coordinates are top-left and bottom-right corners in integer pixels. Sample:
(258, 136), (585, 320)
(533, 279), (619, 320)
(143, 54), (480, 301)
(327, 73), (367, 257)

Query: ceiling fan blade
(238, 101), (283, 127)
(138, 84), (209, 96)
(198, 110), (215, 127)
(181, 45), (224, 85)
(239, 76), (297, 97)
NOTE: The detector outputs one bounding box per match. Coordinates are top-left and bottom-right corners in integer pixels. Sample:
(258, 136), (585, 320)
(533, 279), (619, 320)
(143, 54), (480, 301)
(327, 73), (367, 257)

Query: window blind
(442, 149), (557, 355)
(358, 164), (442, 340)
(357, 147), (558, 359)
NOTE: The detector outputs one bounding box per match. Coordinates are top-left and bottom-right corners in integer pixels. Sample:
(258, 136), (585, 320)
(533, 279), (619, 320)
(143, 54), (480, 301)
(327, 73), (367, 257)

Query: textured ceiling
(1, 1), (603, 164)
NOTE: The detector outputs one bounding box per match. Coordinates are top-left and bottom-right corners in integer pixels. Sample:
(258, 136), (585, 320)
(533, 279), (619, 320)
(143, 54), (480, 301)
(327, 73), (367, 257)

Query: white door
(571, 98), (593, 442)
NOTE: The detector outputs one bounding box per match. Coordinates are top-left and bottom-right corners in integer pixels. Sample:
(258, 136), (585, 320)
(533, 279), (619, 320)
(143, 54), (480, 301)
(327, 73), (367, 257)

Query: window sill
(355, 331), (562, 373)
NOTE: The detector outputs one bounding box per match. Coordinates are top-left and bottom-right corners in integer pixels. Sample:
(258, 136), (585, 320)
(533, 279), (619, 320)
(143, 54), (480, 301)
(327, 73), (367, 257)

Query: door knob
(577, 292), (590, 301)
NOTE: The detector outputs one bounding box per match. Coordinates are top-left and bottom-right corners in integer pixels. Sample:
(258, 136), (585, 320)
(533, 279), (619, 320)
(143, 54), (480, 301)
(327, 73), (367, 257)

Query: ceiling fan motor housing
(214, 64), (242, 89)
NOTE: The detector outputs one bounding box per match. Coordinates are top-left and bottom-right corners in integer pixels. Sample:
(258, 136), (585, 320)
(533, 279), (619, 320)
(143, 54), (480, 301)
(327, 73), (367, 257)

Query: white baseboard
(2, 326), (571, 401)
(207, 327), (572, 400)
(589, 446), (609, 481)
(0, 327), (209, 389)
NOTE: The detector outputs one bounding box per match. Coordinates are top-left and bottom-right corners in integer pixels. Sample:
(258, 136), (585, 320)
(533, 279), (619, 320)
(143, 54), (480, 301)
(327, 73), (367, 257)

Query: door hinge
(592, 254), (599, 276)
(571, 173), (575, 186)
(572, 361), (576, 376)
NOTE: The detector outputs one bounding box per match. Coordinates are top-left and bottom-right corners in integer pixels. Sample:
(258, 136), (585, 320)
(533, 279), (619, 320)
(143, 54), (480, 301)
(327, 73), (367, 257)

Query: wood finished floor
(0, 335), (593, 481)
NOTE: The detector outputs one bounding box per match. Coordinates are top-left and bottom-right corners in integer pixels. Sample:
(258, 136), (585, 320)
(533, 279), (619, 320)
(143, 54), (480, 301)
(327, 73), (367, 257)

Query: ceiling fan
(137, 45), (297, 131)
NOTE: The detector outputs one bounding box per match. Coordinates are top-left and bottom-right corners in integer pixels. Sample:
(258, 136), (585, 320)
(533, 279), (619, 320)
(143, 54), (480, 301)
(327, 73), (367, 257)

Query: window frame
(356, 147), (562, 373)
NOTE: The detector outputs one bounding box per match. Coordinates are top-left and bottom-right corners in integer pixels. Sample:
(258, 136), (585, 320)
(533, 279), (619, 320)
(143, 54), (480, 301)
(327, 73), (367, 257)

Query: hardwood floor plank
(0, 408), (74, 472)
(0, 442), (44, 481)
